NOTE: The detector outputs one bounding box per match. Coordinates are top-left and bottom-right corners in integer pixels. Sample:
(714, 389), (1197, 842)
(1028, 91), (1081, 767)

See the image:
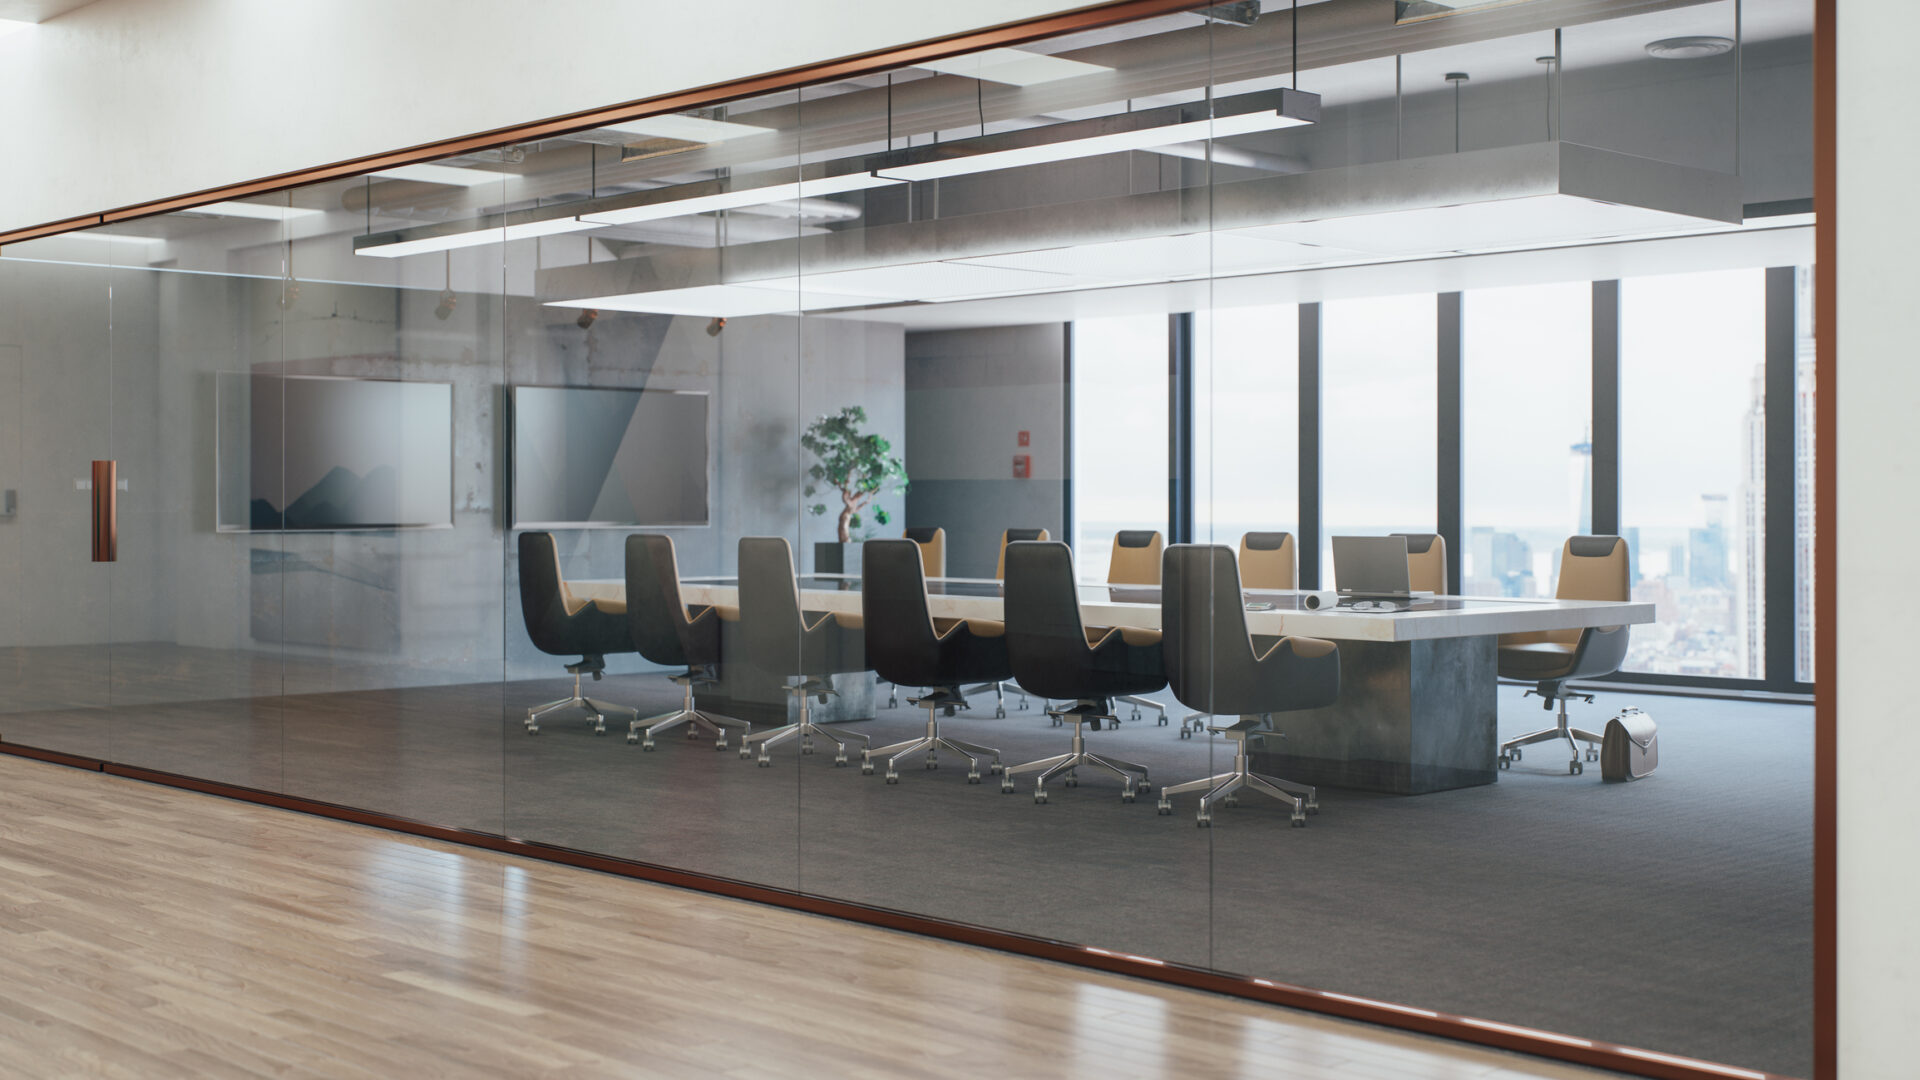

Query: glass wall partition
(0, 1), (1819, 1076)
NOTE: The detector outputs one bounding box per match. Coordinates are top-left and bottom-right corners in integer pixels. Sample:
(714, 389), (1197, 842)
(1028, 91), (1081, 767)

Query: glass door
(0, 247), (113, 759)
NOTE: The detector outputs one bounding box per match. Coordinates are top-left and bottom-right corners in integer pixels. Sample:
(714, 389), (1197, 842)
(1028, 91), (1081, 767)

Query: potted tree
(803, 405), (908, 575)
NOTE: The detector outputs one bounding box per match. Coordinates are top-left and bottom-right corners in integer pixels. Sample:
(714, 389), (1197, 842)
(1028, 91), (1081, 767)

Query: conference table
(577, 574), (1655, 795)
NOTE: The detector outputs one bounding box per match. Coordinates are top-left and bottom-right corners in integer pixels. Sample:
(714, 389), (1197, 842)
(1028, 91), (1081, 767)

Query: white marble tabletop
(575, 574), (1653, 644)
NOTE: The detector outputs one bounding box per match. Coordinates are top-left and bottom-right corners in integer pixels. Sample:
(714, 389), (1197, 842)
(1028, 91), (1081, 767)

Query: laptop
(1331, 535), (1412, 609)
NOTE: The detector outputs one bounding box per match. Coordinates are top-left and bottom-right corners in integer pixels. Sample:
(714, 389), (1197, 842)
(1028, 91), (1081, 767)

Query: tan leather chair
(1497, 535), (1633, 775)
(903, 526), (946, 580)
(994, 527), (1050, 580)
(1107, 529), (1164, 586)
(1103, 530), (1167, 724)
(1237, 532), (1297, 590)
(1393, 533), (1448, 594)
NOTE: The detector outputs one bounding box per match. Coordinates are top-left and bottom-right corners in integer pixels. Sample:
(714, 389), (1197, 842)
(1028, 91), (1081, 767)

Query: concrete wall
(904, 324), (1066, 578)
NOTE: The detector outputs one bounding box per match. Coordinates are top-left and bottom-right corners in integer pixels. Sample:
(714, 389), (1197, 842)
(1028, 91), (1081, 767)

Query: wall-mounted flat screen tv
(216, 373), (454, 532)
(510, 386), (709, 528)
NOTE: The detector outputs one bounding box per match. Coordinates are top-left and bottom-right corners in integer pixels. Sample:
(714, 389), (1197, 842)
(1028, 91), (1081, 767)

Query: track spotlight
(435, 290), (458, 320)
(577, 308), (599, 330)
(706, 317), (726, 337)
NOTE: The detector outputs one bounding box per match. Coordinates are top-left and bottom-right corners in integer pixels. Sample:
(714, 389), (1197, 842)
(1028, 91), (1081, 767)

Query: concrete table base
(1249, 635), (1498, 795)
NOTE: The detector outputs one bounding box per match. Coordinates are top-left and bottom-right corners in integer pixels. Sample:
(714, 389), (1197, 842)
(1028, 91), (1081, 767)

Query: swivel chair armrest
(802, 609), (846, 632)
(1086, 625), (1161, 651)
(688, 603), (739, 625)
(935, 618), (1005, 641)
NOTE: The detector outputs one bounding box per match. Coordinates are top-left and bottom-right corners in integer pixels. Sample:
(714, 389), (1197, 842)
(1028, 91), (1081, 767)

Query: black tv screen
(510, 386), (710, 528)
(217, 374), (454, 532)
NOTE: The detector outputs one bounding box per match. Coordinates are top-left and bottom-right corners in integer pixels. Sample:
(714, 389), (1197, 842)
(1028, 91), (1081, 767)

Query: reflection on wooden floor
(0, 754), (1610, 1079)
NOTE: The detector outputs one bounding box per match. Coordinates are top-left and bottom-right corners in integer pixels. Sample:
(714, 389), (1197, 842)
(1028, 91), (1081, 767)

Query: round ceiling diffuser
(1646, 35), (1736, 60)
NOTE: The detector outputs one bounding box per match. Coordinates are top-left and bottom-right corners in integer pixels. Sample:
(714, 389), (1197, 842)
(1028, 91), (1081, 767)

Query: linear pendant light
(354, 88), (1318, 257)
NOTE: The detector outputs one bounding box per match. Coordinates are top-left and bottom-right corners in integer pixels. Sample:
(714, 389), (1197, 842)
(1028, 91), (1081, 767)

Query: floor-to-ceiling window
(1319, 292), (1437, 586)
(1070, 313), (1168, 581)
(1460, 282), (1592, 597)
(1193, 304), (1299, 550)
(1619, 268), (1767, 679)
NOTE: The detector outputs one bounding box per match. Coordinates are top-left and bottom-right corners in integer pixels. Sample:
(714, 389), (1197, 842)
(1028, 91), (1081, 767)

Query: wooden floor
(0, 754), (1614, 1080)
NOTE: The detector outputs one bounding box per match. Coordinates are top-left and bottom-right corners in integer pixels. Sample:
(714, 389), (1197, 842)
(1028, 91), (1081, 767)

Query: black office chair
(1158, 544), (1340, 827)
(966, 527), (1052, 715)
(858, 538), (1006, 784)
(1000, 540), (1163, 804)
(623, 533), (750, 751)
(736, 536), (872, 767)
(883, 527), (948, 709)
(517, 531), (638, 736)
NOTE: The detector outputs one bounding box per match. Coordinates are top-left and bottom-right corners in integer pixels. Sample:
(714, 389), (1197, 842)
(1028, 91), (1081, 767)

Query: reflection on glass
(1072, 314), (1169, 581)
(1195, 305), (1299, 548)
(1320, 293), (1437, 586)
(1461, 282), (1591, 597)
(1794, 265), (1817, 684)
(1620, 268), (1765, 679)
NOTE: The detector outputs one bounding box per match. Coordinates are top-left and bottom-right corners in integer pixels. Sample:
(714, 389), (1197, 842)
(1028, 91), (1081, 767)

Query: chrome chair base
(1118, 693), (1167, 726)
(525, 672), (636, 735)
(1000, 700), (1150, 804)
(1157, 725), (1316, 827)
(959, 679), (1017, 718)
(526, 672), (637, 730)
(629, 674), (748, 750)
(1499, 689), (1603, 775)
(862, 689), (1002, 783)
(741, 679), (870, 766)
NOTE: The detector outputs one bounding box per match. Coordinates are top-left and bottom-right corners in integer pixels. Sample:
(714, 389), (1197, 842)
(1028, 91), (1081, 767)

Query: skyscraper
(1739, 364), (1766, 678)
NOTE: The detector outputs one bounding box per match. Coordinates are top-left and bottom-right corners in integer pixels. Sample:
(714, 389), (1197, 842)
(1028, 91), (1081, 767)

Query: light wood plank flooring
(0, 754), (1616, 1080)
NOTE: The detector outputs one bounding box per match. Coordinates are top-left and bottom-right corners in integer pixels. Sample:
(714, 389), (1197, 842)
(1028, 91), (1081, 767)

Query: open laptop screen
(1332, 535), (1412, 600)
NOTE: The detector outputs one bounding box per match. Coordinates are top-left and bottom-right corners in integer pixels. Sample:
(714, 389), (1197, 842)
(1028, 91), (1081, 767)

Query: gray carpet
(0, 661), (1812, 1077)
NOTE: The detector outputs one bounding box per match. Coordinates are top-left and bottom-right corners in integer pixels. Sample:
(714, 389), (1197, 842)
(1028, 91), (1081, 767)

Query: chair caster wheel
(1223, 796), (1239, 808)
(757, 756), (772, 768)
(925, 759), (937, 771)
(860, 761), (874, 775)
(1510, 747), (1523, 762)
(967, 772), (981, 784)
(714, 741), (728, 752)
(640, 740), (655, 751)
(1569, 760), (1583, 775)
(526, 726), (540, 735)
(1498, 755), (1511, 770)
(1001, 782), (1015, 794)
(1138, 780), (1151, 793)
(996, 707), (1007, 719)
(1157, 801), (1172, 816)
(1034, 792), (1048, 805)
(834, 755), (849, 767)
(989, 763), (1003, 775)
(739, 747), (752, 760)
(1306, 802), (1319, 815)
(1291, 815), (1307, 828)
(800, 743), (814, 756)
(1586, 748), (1600, 762)
(1064, 777), (1078, 788)
(1121, 791), (1136, 804)
(1196, 816), (1212, 828)
(1157, 715), (1168, 726)
(885, 772), (899, 784)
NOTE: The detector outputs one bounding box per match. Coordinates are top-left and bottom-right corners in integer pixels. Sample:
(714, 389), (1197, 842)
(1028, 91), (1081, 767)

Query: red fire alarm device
(1017, 430), (1031, 447)
(1013, 455), (1030, 479)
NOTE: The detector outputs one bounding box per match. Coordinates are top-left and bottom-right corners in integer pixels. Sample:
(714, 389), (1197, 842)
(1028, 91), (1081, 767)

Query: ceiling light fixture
(1646, 36), (1736, 60)
(574, 170), (902, 228)
(1394, 0), (1539, 23)
(914, 47), (1112, 86)
(354, 212), (596, 258)
(191, 201), (325, 221)
(872, 87), (1318, 183)
(372, 163), (515, 188)
(595, 114), (774, 143)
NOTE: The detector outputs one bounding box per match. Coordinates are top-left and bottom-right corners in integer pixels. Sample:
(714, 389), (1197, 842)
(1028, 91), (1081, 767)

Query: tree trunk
(837, 489), (859, 543)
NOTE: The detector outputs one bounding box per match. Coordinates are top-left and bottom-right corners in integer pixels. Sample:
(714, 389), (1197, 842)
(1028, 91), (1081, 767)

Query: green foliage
(800, 405), (909, 542)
